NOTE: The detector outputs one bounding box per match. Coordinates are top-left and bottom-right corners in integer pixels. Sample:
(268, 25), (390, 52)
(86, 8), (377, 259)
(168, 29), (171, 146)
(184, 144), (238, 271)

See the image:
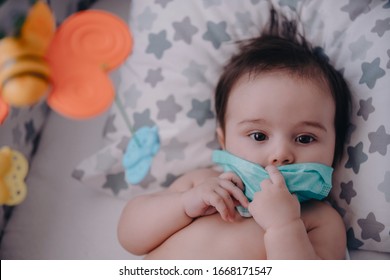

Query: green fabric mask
(212, 150), (333, 217)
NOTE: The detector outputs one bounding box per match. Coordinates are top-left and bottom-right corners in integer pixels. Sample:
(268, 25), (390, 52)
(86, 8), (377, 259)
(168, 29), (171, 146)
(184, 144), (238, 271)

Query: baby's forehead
(233, 70), (332, 96)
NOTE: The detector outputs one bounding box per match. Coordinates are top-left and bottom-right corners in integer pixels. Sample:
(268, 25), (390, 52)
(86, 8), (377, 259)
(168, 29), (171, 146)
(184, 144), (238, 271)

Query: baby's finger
(206, 190), (231, 221)
(265, 165), (286, 187)
(219, 179), (249, 208)
(219, 172), (244, 190)
(214, 187), (236, 220)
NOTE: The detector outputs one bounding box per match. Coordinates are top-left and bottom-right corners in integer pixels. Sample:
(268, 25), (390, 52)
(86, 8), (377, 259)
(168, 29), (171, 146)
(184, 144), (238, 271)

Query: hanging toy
(0, 0), (133, 123)
(46, 9), (132, 119)
(0, 146), (29, 206)
(0, 1), (55, 111)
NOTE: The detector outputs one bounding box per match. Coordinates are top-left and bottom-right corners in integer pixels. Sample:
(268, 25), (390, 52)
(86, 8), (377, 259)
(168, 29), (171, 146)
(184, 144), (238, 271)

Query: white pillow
(287, 0), (390, 255)
(74, 0), (272, 198)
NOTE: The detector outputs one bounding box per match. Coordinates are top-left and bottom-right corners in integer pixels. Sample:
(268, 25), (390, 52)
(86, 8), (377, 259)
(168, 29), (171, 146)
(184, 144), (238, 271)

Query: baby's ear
(216, 127), (225, 149)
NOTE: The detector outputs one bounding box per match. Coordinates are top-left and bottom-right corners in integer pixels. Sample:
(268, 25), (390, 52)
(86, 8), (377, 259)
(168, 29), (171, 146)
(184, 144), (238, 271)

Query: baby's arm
(117, 172), (195, 255)
(117, 168), (248, 255)
(249, 165), (346, 259)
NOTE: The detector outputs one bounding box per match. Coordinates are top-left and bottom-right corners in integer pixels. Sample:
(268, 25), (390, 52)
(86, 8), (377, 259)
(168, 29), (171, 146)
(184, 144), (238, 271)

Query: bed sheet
(0, 110), (140, 259)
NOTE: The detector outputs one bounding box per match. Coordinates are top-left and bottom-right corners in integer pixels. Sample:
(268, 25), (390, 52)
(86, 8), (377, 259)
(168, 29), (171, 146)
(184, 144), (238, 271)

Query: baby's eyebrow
(237, 118), (268, 126)
(237, 119), (328, 132)
(299, 121), (328, 132)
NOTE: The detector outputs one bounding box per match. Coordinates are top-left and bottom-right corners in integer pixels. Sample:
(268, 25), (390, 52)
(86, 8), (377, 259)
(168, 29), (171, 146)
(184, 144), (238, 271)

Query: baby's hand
(181, 172), (249, 222)
(248, 165), (300, 231)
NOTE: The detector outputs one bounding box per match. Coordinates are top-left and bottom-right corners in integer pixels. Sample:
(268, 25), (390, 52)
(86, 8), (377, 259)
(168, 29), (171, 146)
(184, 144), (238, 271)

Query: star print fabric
(74, 0), (272, 200)
(73, 0), (390, 253)
(295, 0), (390, 253)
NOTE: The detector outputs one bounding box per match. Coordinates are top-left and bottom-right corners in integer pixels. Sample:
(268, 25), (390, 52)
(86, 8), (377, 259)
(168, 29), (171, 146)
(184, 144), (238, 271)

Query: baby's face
(217, 72), (336, 167)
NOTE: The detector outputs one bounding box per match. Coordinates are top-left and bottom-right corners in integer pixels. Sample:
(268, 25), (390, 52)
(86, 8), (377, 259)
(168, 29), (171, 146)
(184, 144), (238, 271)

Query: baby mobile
(0, 0), (159, 205)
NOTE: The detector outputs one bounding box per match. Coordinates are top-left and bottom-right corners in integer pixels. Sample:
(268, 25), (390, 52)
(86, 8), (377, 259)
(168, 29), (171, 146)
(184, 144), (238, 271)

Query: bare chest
(145, 214), (267, 259)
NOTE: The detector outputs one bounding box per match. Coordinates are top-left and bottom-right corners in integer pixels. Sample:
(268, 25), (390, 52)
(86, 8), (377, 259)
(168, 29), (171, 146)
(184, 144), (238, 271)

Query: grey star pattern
(172, 16), (198, 44)
(123, 84), (142, 109)
(162, 173), (179, 187)
(202, 21), (231, 49)
(95, 150), (118, 172)
(387, 49), (390, 69)
(331, 30), (347, 49)
(347, 228), (364, 249)
(357, 97), (375, 121)
(357, 212), (385, 242)
(133, 109), (155, 130)
(116, 136), (130, 152)
(371, 18), (390, 37)
(182, 61), (208, 86)
(155, 0), (173, 8)
(103, 114), (117, 137)
(341, 0), (372, 21)
(346, 123), (356, 144)
(187, 99), (215, 126)
(378, 171), (390, 202)
(24, 120), (36, 143)
(163, 138), (188, 161)
(136, 7), (157, 31)
(102, 172), (128, 195)
(71, 169), (84, 181)
(139, 173), (157, 187)
(12, 125), (22, 146)
(278, 0), (303, 11)
(359, 57), (386, 89)
(339, 180), (357, 205)
(145, 68), (164, 87)
(345, 142), (368, 174)
(235, 11), (255, 35)
(202, 0), (222, 8)
(349, 35), (373, 61)
(146, 30), (172, 59)
(368, 125), (390, 155)
(157, 95), (183, 122)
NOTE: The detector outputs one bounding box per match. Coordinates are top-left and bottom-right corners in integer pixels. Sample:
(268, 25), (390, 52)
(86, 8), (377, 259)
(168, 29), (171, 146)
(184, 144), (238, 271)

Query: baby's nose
(269, 145), (294, 166)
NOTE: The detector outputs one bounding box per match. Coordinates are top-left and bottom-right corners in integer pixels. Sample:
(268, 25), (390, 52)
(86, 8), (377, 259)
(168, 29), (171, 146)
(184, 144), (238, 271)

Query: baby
(117, 15), (352, 259)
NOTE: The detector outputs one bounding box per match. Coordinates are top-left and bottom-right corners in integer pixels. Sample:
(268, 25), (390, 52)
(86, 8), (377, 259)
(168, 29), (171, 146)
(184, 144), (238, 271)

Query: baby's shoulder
(168, 167), (221, 192)
(302, 200), (344, 229)
(302, 201), (347, 259)
(185, 167), (221, 180)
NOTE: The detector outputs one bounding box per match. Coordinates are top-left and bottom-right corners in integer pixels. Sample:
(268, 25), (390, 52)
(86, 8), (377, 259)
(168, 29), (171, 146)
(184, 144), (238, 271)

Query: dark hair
(215, 10), (352, 165)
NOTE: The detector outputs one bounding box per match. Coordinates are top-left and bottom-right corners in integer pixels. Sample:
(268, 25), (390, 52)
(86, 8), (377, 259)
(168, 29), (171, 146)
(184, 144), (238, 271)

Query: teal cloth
(212, 150), (333, 217)
(122, 126), (160, 185)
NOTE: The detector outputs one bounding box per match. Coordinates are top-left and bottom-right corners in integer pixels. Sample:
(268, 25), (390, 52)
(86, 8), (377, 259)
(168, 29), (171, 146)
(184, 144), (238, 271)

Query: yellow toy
(0, 146), (29, 205)
(0, 1), (55, 114)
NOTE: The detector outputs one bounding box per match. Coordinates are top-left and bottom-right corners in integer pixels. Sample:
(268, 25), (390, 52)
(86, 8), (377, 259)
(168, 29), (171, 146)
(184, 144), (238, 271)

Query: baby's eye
(249, 132), (268, 142)
(296, 135), (316, 144)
